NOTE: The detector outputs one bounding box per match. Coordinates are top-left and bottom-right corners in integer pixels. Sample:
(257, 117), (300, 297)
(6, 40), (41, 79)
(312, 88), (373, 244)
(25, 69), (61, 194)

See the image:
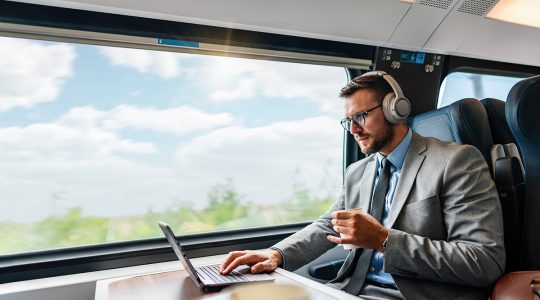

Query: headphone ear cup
(382, 93), (411, 124)
(382, 93), (397, 123)
(394, 97), (411, 122)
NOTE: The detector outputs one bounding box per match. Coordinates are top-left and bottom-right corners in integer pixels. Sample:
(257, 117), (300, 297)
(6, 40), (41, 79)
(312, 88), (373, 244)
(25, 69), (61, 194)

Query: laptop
(158, 221), (274, 291)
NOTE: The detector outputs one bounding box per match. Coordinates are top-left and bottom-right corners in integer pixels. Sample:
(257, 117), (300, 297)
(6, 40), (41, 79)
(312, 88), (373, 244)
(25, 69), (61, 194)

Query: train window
(437, 71), (525, 107)
(0, 35), (347, 255)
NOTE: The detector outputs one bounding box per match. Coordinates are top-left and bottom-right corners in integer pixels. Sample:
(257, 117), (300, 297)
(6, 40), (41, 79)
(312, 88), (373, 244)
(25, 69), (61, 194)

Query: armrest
(308, 259), (345, 281)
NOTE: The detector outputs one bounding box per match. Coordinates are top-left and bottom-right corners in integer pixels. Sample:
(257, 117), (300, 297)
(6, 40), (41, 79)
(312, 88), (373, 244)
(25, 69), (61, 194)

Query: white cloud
(100, 47), (185, 79)
(0, 103), (240, 222)
(0, 123), (156, 162)
(210, 78), (257, 101)
(0, 113), (344, 222)
(175, 116), (344, 206)
(58, 105), (235, 135)
(0, 37), (76, 112)
(201, 56), (347, 113)
(0, 112), (164, 221)
(0, 104), (235, 163)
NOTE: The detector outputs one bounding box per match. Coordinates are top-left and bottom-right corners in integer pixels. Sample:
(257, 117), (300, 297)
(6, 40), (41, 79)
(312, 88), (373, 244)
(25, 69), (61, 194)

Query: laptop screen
(159, 221), (202, 287)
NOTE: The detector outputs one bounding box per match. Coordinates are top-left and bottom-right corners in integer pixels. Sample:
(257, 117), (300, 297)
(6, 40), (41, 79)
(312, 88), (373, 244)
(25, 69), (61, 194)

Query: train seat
(505, 75), (540, 270)
(481, 98), (525, 272)
(409, 98), (493, 166)
(410, 97), (525, 272)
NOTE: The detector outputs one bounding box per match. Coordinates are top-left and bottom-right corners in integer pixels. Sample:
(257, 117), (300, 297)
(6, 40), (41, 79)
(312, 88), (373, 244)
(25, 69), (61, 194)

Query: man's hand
(219, 249), (282, 275)
(327, 209), (389, 252)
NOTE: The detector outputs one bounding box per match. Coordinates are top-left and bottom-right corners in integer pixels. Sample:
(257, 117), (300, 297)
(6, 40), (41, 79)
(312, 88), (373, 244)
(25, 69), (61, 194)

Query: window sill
(0, 223), (306, 284)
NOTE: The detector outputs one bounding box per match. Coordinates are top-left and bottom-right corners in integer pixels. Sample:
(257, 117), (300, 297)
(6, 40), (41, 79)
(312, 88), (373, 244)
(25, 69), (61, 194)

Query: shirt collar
(376, 128), (412, 171)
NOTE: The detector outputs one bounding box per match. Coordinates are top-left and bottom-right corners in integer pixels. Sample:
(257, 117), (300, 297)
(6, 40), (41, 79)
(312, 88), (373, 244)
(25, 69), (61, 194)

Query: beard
(357, 121), (394, 155)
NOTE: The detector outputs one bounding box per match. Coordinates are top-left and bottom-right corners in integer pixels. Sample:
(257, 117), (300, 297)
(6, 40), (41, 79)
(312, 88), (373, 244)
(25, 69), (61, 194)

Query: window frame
(437, 67), (532, 108)
(0, 1), (374, 69)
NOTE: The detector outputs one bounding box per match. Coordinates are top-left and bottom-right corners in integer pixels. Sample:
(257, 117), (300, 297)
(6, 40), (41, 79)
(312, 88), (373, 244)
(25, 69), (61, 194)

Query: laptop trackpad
(234, 265), (252, 274)
(232, 265), (274, 281)
(243, 272), (274, 281)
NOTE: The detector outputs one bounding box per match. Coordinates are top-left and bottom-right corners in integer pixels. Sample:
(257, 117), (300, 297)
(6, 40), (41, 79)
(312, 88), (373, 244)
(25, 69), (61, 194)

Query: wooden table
(98, 265), (360, 300)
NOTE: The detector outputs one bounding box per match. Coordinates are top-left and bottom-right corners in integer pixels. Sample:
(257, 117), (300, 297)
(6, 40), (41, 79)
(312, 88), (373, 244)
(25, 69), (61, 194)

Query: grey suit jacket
(273, 132), (505, 300)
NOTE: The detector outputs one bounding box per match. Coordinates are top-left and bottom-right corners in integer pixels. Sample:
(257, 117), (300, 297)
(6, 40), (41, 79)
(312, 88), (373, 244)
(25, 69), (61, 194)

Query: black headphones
(359, 71), (411, 124)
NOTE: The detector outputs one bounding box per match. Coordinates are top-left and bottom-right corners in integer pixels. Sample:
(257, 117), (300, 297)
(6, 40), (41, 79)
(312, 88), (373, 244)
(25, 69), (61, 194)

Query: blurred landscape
(0, 179), (335, 255)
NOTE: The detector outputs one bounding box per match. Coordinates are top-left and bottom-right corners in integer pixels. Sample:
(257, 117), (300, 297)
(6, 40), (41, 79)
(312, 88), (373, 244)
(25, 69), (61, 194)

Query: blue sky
(0, 36), (347, 222)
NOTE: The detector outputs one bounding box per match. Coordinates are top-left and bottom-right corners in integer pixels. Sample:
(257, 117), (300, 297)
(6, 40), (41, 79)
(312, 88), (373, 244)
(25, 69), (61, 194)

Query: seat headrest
(409, 98), (493, 164)
(481, 98), (516, 145)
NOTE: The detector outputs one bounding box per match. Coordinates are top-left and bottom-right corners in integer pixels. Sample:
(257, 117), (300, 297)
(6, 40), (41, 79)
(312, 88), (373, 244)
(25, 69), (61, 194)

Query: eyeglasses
(340, 104), (382, 131)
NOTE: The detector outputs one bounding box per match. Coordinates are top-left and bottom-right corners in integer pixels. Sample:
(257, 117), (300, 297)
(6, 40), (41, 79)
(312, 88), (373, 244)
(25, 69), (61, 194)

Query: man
(220, 71), (505, 300)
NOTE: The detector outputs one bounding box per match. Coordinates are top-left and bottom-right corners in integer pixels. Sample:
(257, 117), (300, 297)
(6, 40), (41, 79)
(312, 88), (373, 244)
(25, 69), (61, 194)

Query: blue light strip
(157, 38), (199, 48)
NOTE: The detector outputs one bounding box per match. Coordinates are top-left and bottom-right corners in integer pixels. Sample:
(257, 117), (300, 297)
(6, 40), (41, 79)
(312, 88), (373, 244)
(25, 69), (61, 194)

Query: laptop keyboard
(196, 265), (247, 283)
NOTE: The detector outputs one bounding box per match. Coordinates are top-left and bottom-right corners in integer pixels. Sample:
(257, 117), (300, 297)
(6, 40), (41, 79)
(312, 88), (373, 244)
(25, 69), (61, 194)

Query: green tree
(199, 178), (248, 228)
(32, 208), (108, 250)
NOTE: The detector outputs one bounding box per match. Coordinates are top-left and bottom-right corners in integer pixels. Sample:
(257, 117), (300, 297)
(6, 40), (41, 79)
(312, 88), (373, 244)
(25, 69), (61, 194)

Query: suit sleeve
(271, 193), (344, 271)
(383, 145), (506, 287)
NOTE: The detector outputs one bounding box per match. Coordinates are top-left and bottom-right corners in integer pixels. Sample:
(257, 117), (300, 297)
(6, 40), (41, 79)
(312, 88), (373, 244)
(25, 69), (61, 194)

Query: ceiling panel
(12, 0), (411, 45)
(388, 0), (459, 49)
(7, 0), (540, 67)
(423, 6), (484, 54)
(456, 20), (540, 67)
(425, 0), (540, 67)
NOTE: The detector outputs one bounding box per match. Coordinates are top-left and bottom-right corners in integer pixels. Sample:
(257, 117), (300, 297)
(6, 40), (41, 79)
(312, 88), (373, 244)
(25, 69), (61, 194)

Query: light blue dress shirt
(365, 128), (413, 286)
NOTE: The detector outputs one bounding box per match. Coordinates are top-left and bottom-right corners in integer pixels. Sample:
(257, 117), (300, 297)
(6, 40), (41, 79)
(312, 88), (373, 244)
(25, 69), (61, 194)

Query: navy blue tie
(343, 157), (391, 295)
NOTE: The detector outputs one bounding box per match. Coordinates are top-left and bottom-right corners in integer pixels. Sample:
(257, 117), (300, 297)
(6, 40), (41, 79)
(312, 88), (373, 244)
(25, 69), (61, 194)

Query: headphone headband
(360, 70), (406, 101)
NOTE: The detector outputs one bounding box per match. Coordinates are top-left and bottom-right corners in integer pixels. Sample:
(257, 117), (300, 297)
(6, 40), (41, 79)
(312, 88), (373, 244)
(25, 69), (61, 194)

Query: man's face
(344, 89), (393, 155)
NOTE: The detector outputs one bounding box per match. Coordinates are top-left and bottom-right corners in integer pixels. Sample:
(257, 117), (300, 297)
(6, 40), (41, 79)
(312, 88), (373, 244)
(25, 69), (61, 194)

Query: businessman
(220, 71), (505, 300)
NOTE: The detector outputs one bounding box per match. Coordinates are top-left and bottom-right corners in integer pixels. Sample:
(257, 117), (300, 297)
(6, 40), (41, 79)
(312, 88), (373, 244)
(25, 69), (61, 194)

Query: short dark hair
(339, 74), (393, 103)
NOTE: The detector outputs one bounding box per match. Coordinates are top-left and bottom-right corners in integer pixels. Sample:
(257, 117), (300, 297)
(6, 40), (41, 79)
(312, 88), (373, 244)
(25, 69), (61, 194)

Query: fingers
(220, 251), (274, 275)
(221, 254), (253, 275)
(220, 251), (246, 273)
(251, 261), (275, 273)
(331, 218), (350, 226)
(332, 210), (349, 219)
(332, 209), (362, 219)
(327, 234), (351, 245)
(332, 225), (352, 235)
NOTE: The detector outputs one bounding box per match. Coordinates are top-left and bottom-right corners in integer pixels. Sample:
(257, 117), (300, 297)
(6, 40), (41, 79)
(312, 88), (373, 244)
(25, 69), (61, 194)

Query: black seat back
(481, 98), (517, 145)
(481, 98), (525, 272)
(493, 156), (525, 272)
(506, 75), (540, 270)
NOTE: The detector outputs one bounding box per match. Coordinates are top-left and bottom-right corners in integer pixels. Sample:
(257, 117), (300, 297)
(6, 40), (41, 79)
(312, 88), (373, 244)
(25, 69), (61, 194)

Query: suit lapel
(387, 133), (427, 228)
(358, 157), (376, 212)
